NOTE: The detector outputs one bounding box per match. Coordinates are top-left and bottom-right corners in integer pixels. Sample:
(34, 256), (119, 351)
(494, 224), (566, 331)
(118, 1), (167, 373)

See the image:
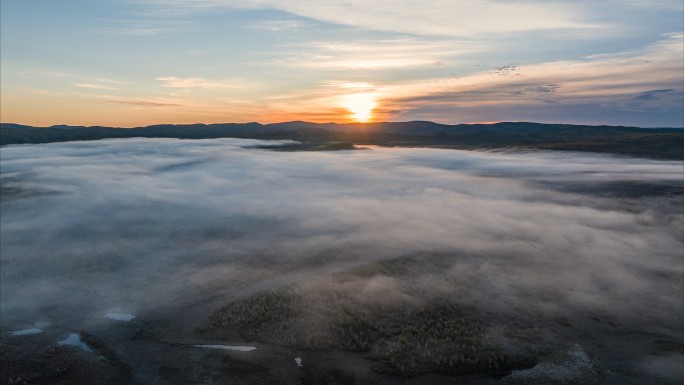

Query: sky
(1, 0), (683, 127)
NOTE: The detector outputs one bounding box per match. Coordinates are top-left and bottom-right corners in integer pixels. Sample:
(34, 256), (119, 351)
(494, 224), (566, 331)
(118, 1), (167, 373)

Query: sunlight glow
(341, 93), (377, 122)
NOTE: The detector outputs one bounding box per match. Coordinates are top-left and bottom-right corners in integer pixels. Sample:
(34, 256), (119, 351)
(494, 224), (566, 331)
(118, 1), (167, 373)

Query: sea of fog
(1, 137), (682, 383)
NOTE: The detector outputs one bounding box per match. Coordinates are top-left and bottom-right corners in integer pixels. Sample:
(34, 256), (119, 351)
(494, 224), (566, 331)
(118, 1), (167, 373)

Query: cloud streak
(156, 76), (244, 89)
(371, 34), (684, 124)
(88, 18), (193, 36)
(632, 89), (674, 101)
(272, 38), (476, 70)
(102, 96), (184, 107)
(144, 0), (602, 37)
(74, 83), (117, 90)
(249, 34), (683, 125)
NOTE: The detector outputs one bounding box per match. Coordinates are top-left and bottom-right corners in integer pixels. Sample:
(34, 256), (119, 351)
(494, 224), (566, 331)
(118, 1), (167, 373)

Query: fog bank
(1, 138), (682, 334)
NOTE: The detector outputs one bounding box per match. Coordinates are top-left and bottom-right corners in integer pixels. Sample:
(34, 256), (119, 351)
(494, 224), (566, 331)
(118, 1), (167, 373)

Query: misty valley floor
(1, 138), (683, 384)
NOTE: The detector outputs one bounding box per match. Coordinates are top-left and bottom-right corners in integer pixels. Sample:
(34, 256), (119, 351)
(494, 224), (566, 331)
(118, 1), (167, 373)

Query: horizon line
(2, 120), (683, 130)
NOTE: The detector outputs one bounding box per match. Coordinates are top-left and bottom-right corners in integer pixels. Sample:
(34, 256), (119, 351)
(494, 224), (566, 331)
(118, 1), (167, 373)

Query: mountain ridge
(2, 121), (682, 160)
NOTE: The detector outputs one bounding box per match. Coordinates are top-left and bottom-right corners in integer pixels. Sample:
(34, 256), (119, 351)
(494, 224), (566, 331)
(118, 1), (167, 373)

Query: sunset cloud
(156, 76), (244, 89)
(74, 83), (117, 90)
(246, 34), (682, 125)
(1, 1), (682, 381)
(370, 34), (684, 124)
(273, 38), (475, 70)
(145, 0), (600, 37)
(103, 97), (183, 108)
(1, 0), (682, 126)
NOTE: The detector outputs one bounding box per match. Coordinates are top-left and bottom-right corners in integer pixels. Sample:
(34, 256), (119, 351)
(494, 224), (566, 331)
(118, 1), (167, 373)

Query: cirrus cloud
(156, 76), (244, 89)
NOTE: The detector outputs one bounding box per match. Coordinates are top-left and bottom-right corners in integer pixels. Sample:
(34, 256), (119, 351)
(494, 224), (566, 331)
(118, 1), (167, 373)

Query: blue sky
(1, 0), (682, 126)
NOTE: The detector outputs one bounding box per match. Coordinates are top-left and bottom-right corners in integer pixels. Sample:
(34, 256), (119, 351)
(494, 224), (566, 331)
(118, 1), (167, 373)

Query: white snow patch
(192, 344), (256, 351)
(58, 333), (92, 352)
(11, 328), (43, 336)
(295, 356), (303, 367)
(105, 312), (136, 321)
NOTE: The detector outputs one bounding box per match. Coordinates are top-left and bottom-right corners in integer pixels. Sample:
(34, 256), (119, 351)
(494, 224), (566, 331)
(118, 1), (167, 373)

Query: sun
(341, 93), (377, 122)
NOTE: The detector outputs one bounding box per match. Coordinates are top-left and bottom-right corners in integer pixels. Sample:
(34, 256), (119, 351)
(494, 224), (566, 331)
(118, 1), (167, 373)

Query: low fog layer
(1, 138), (682, 334)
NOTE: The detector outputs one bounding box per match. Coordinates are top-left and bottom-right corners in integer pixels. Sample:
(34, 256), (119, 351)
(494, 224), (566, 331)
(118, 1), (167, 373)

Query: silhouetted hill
(1, 121), (682, 160)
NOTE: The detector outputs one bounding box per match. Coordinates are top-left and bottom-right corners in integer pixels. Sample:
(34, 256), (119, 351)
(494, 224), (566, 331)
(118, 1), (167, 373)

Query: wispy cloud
(16, 71), (125, 88)
(156, 76), (244, 89)
(143, 0), (602, 37)
(511, 84), (560, 96)
(4, 87), (51, 96)
(632, 89), (674, 101)
(249, 19), (308, 31)
(93, 78), (125, 84)
(372, 34), (684, 122)
(273, 38), (475, 70)
(74, 83), (117, 90)
(255, 34), (683, 125)
(617, 0), (683, 9)
(93, 94), (263, 123)
(103, 96), (184, 108)
(16, 71), (68, 78)
(89, 18), (192, 36)
(321, 81), (377, 90)
(3, 0), (680, 127)
(133, 7), (197, 17)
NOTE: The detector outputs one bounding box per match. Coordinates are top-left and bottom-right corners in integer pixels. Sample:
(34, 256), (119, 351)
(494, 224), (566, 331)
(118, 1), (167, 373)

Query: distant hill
(1, 121), (682, 160)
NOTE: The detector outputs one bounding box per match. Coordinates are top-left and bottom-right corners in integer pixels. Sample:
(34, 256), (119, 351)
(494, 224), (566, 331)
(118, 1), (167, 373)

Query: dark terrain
(1, 136), (682, 385)
(2, 121), (682, 159)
